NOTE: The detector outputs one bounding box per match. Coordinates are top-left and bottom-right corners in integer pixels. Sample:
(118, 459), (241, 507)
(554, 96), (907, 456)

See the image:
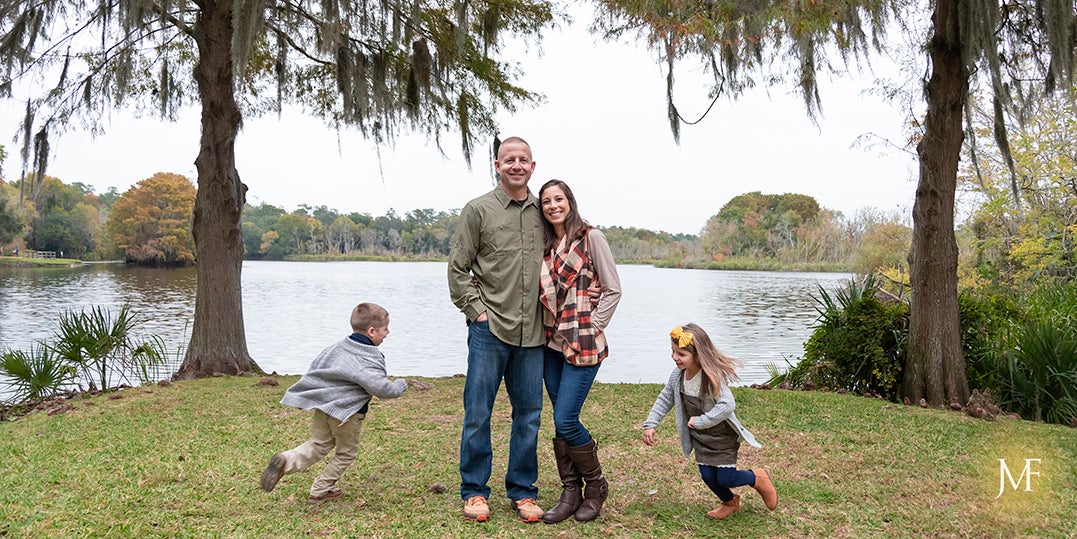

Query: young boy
(259, 302), (408, 504)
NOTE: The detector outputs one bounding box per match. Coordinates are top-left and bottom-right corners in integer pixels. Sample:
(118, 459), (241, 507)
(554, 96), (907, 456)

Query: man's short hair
(495, 136), (530, 159)
(350, 302), (389, 333)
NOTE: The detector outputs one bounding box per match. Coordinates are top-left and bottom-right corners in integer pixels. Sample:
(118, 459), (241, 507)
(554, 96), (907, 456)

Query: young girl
(642, 323), (778, 519)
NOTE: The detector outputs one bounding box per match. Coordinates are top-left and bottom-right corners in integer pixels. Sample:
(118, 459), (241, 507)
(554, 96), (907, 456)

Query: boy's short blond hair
(350, 303), (389, 333)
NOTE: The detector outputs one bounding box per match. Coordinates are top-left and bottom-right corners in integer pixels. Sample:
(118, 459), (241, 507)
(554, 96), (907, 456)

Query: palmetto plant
(0, 344), (74, 404)
(797, 274), (908, 398)
(811, 274), (879, 327)
(995, 283), (1077, 425)
(767, 277), (884, 389)
(49, 305), (166, 392)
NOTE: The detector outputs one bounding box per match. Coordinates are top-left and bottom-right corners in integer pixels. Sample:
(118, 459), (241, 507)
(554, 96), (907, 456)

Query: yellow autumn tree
(106, 173), (196, 266)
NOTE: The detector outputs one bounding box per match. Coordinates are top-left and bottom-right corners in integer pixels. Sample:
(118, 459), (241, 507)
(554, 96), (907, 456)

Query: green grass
(1, 376), (1073, 538)
(654, 257), (850, 273)
(0, 256), (82, 267)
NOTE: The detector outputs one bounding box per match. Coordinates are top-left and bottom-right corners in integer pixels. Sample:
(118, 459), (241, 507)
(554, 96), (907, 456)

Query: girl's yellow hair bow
(670, 326), (694, 348)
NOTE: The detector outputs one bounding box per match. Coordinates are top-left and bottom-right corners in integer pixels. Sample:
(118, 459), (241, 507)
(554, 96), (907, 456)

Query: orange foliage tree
(106, 173), (196, 266)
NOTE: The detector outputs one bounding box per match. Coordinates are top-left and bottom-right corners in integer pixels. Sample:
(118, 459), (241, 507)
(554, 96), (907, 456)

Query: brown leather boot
(752, 468), (778, 510)
(706, 494), (741, 519)
(567, 439), (607, 522)
(542, 438), (582, 524)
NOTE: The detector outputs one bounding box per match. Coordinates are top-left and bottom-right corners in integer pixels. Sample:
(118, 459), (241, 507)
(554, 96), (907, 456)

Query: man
(447, 136), (545, 523)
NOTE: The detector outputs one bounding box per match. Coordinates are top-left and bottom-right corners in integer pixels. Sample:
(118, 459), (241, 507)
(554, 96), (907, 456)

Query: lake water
(0, 261), (852, 387)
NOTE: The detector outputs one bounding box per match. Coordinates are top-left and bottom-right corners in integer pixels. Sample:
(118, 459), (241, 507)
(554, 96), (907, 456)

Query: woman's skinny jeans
(543, 347), (601, 447)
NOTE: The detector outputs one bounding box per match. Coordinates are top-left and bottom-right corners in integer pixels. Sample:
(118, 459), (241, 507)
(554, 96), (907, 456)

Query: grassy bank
(653, 257), (850, 273)
(1, 376), (1073, 538)
(0, 256), (82, 268)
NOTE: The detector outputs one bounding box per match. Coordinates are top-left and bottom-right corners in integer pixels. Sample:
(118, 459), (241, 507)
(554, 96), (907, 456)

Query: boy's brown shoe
(307, 488), (343, 505)
(511, 498), (543, 523)
(259, 453), (286, 492)
(463, 496), (489, 522)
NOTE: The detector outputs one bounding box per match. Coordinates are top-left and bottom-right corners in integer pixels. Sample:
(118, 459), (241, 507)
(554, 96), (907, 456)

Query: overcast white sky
(1, 8), (921, 236)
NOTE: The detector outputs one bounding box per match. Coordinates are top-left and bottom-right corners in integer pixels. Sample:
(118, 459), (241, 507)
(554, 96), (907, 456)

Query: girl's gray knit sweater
(643, 367), (761, 459)
(280, 337), (407, 423)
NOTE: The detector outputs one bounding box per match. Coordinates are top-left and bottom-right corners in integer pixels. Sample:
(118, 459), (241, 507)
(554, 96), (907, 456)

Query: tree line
(2, 162), (911, 271)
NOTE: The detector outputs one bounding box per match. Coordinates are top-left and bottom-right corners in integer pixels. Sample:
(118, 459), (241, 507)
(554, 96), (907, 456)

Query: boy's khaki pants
(280, 409), (366, 496)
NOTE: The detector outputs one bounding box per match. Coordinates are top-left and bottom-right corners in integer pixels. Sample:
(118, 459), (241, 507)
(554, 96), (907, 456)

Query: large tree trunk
(901, 0), (968, 406)
(173, 0), (261, 379)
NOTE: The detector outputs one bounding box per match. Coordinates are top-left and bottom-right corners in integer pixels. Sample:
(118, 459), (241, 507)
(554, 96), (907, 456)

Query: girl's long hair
(539, 179), (592, 253)
(672, 322), (742, 398)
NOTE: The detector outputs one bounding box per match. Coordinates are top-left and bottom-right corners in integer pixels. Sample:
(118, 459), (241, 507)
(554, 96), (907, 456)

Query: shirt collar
(349, 333), (374, 345)
(492, 186), (537, 209)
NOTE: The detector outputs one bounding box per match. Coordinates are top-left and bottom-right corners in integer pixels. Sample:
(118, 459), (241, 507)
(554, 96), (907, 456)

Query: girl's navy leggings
(698, 464), (756, 502)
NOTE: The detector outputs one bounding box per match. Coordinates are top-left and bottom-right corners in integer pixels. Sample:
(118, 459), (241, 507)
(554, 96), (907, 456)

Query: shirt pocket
(480, 223), (519, 259)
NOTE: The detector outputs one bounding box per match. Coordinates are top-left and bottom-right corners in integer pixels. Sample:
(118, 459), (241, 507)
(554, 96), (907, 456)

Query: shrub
(1, 305), (172, 411)
(958, 287), (1022, 392)
(792, 275), (909, 399)
(49, 304), (168, 393)
(993, 282), (1077, 425)
(0, 343), (74, 404)
(777, 276), (1076, 426)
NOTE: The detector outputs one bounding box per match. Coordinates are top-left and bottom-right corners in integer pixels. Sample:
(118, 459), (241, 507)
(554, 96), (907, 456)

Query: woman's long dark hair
(539, 179), (592, 254)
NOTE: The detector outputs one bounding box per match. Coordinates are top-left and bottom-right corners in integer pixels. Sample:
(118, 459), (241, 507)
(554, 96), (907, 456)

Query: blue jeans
(699, 465), (757, 502)
(459, 321), (543, 501)
(543, 347), (601, 447)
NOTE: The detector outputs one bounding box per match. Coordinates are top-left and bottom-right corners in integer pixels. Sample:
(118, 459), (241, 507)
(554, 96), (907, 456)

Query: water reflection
(1, 261), (851, 386)
(601, 267), (835, 384)
(0, 264), (197, 351)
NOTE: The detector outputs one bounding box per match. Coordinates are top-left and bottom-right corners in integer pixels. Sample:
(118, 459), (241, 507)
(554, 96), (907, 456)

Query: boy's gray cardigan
(642, 368), (761, 459)
(281, 337), (407, 423)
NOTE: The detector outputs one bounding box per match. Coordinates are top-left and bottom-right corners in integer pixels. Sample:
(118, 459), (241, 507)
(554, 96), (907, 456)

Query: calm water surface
(0, 261), (852, 386)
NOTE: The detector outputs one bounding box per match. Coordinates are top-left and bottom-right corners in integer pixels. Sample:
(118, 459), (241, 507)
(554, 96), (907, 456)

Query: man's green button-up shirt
(447, 187), (545, 347)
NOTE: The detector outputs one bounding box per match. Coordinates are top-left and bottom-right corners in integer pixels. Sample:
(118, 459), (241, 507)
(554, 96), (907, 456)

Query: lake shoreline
(3, 261), (852, 386)
(0, 256), (83, 268)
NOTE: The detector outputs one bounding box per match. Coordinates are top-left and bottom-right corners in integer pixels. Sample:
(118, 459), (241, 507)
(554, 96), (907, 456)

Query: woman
(537, 179), (622, 523)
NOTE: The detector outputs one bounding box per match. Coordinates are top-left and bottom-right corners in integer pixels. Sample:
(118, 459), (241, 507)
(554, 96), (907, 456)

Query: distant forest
(1, 170), (908, 274)
(239, 190), (910, 275)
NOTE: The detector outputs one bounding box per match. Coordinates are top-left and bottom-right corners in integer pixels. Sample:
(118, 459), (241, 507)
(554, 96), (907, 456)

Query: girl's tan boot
(706, 494), (741, 519)
(752, 468), (778, 510)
